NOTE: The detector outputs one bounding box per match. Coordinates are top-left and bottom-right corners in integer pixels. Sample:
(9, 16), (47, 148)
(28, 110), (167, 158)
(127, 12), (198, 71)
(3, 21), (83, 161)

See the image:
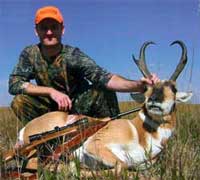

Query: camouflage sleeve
(8, 47), (35, 95)
(70, 48), (113, 88)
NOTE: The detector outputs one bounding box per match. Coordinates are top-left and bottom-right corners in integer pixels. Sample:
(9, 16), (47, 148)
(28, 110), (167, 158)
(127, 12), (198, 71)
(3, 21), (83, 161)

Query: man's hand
(141, 73), (160, 85)
(22, 83), (72, 111)
(49, 89), (72, 111)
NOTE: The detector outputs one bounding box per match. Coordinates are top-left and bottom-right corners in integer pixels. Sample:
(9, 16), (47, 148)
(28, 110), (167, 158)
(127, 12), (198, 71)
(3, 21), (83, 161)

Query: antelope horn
(169, 40), (187, 81)
(132, 41), (155, 78)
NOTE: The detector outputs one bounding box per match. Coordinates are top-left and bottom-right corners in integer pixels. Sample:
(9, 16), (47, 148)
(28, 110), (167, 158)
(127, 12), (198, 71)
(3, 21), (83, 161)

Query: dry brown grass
(0, 107), (23, 152)
(0, 103), (199, 179)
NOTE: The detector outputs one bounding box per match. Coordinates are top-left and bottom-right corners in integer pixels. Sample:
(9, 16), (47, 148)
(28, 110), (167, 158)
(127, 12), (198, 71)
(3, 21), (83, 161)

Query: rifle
(3, 107), (141, 163)
(3, 117), (90, 162)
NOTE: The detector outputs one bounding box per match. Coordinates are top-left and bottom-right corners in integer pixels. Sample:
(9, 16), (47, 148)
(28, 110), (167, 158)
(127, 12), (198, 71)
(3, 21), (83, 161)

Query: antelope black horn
(169, 40), (187, 81)
(132, 41), (155, 78)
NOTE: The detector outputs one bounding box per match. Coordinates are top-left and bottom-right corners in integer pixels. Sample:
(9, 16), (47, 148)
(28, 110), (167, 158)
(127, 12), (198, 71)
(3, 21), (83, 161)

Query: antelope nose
(149, 94), (158, 102)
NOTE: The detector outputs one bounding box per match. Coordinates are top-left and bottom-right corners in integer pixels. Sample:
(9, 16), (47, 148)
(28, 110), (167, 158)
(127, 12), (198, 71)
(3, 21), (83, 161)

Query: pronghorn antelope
(17, 41), (192, 172)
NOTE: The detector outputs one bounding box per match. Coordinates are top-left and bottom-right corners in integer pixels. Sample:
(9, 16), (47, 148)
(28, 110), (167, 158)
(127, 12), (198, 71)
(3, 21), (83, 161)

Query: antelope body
(75, 80), (191, 170)
(17, 41), (192, 171)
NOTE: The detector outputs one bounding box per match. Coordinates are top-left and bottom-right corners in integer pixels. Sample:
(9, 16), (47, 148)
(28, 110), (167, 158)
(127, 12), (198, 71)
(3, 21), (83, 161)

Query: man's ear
(130, 92), (145, 103)
(62, 25), (65, 35)
(176, 91), (193, 103)
(34, 27), (39, 37)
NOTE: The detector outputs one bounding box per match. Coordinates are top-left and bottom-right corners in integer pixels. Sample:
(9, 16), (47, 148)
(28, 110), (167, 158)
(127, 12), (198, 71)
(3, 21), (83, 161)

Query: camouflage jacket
(9, 44), (113, 96)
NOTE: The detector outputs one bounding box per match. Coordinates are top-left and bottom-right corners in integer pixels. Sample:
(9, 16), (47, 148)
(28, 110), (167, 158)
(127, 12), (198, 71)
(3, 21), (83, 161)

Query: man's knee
(11, 95), (29, 111)
(10, 95), (49, 123)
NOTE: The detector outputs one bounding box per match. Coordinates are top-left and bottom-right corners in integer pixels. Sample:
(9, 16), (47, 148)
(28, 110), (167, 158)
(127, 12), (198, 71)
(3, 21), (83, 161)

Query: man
(9, 6), (159, 123)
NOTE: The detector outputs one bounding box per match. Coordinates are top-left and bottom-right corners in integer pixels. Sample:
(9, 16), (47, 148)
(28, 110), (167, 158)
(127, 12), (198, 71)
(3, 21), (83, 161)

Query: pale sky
(0, 0), (199, 105)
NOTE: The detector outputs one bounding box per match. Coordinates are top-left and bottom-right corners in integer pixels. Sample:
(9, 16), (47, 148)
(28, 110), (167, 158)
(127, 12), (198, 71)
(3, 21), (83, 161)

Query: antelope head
(132, 41), (192, 120)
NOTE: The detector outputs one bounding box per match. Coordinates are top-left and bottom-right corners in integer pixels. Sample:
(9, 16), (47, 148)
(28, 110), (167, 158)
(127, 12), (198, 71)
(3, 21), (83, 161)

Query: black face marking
(148, 86), (164, 103)
(170, 84), (177, 94)
(143, 85), (148, 92)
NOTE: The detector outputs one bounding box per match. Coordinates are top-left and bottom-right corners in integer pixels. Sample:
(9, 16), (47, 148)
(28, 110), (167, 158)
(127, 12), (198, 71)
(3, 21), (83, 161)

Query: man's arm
(106, 74), (159, 92)
(70, 49), (159, 92)
(9, 47), (72, 111)
(9, 48), (34, 95)
(9, 72), (72, 111)
(22, 83), (72, 111)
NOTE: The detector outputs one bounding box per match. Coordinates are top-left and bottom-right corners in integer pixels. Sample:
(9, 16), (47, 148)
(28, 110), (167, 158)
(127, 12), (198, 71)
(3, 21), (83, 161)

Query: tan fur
(85, 120), (135, 165)
(23, 111), (85, 144)
(161, 112), (176, 129)
(131, 117), (148, 148)
(164, 86), (175, 101)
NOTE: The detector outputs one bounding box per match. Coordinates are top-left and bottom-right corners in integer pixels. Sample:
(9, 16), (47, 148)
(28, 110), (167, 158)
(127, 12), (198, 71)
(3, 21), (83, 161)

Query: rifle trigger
(54, 126), (61, 131)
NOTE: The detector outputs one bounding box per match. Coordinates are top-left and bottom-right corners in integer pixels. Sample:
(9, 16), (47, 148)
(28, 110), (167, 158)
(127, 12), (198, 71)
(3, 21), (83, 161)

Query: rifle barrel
(111, 107), (141, 120)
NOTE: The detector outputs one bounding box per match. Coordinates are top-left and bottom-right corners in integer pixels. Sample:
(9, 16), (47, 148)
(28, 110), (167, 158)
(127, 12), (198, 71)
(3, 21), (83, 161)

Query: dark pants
(11, 87), (120, 124)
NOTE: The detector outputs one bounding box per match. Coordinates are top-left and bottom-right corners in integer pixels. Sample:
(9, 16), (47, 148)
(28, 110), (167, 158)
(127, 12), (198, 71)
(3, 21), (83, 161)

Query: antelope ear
(130, 92), (145, 103)
(176, 91), (193, 103)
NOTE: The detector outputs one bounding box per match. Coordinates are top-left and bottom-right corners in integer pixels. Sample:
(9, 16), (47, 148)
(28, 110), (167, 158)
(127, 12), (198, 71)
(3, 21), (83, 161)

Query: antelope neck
(138, 111), (168, 131)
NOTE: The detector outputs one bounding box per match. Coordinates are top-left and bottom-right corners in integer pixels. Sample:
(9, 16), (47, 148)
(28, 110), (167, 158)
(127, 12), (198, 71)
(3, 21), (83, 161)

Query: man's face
(35, 18), (64, 46)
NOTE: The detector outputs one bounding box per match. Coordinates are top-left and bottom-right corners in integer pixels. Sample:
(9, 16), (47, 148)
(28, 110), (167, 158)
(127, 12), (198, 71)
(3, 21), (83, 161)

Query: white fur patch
(146, 99), (175, 116)
(64, 115), (79, 126)
(106, 121), (147, 168)
(146, 127), (172, 157)
(74, 137), (114, 168)
(160, 100), (174, 115)
(18, 127), (25, 142)
(139, 111), (173, 156)
(139, 111), (146, 122)
(107, 142), (146, 167)
(176, 92), (193, 103)
(157, 126), (173, 140)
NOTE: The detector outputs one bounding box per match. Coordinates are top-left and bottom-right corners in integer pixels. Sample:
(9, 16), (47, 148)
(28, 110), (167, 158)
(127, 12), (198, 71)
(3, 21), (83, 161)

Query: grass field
(0, 103), (199, 179)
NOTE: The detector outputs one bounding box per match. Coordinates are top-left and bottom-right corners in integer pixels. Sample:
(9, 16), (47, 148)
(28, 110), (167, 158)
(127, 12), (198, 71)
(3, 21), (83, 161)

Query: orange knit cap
(35, 6), (64, 24)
